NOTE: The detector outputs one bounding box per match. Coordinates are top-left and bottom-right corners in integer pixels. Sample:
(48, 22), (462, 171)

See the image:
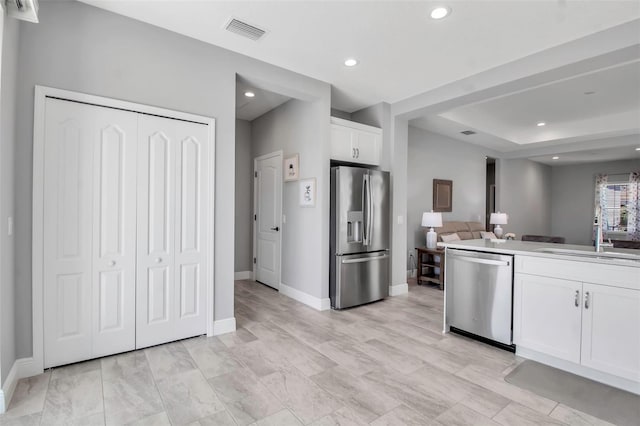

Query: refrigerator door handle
(341, 254), (389, 264)
(367, 173), (373, 246)
(362, 174), (369, 246)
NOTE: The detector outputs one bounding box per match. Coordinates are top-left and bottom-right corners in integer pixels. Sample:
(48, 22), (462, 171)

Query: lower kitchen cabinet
(581, 283), (640, 379)
(514, 274), (582, 363)
(514, 270), (640, 383)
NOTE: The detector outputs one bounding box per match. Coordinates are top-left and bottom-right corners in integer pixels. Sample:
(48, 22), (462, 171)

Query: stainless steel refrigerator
(330, 166), (390, 309)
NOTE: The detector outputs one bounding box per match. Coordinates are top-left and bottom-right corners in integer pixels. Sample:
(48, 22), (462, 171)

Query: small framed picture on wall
(284, 154), (300, 181)
(299, 178), (316, 207)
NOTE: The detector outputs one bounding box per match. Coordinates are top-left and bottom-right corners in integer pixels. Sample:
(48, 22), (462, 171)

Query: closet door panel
(43, 100), (94, 368)
(136, 116), (177, 348)
(174, 125), (208, 336)
(91, 111), (138, 357)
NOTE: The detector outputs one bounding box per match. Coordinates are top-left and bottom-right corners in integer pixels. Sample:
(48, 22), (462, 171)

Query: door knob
(108, 260), (116, 267)
(270, 226), (279, 232)
(155, 258), (162, 263)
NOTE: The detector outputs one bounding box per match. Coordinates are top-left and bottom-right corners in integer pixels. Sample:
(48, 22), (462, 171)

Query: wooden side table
(415, 247), (445, 290)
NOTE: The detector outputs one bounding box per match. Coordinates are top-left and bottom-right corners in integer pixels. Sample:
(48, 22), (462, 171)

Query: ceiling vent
(225, 18), (266, 41)
(460, 130), (476, 135)
(6, 0), (39, 23)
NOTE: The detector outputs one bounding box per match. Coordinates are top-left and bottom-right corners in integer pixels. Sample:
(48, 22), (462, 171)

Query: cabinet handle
(585, 291), (590, 309)
(352, 148), (356, 158)
(574, 290), (579, 307)
(356, 148), (360, 158)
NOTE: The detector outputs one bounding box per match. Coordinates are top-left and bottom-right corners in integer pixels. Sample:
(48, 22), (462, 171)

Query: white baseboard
(389, 283), (408, 296)
(234, 271), (252, 280)
(0, 357), (38, 413)
(213, 317), (237, 336)
(280, 283), (330, 311)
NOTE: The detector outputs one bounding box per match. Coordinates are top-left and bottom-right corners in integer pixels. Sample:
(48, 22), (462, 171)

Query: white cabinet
(330, 117), (381, 166)
(514, 255), (640, 390)
(581, 283), (640, 380)
(514, 274), (582, 363)
(42, 97), (211, 368)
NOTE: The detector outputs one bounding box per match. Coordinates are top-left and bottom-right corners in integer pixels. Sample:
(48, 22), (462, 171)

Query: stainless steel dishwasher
(445, 248), (514, 347)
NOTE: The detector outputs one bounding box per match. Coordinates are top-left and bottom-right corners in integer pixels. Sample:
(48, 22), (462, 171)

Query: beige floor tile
(252, 409), (303, 426)
(41, 369), (104, 425)
(155, 369), (225, 425)
(209, 368), (283, 425)
(260, 365), (342, 424)
(309, 406), (368, 426)
(4, 371), (50, 418)
(127, 411), (172, 426)
(0, 413), (42, 426)
(187, 410), (238, 426)
(145, 341), (198, 381)
(103, 368), (164, 426)
(370, 404), (439, 426)
(433, 403), (501, 426)
(50, 358), (101, 381)
(493, 402), (565, 426)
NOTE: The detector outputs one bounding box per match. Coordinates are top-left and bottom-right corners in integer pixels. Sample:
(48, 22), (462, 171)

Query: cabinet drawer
(515, 255), (640, 290)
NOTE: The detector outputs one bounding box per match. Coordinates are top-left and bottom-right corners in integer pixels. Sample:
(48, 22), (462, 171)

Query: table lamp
(422, 211), (443, 249)
(490, 212), (508, 239)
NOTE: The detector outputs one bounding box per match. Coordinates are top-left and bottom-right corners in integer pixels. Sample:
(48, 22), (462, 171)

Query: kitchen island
(440, 239), (640, 395)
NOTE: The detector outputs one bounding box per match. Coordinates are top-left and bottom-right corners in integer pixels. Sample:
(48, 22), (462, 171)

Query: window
(602, 183), (628, 233)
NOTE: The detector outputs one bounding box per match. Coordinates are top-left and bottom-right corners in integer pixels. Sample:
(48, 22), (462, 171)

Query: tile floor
(0, 280), (615, 425)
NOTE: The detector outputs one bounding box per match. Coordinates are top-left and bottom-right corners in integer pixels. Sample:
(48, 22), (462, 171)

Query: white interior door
(43, 98), (137, 368)
(136, 115), (208, 348)
(254, 153), (282, 289)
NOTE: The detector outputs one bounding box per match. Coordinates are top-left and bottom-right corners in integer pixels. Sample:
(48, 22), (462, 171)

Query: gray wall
(407, 127), (495, 264)
(13, 2), (329, 358)
(0, 12), (19, 385)
(496, 159), (552, 239)
(235, 119), (253, 273)
(551, 159), (640, 245)
(251, 98), (330, 299)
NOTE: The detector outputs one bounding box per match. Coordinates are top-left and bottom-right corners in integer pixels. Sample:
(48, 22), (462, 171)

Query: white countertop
(438, 239), (640, 268)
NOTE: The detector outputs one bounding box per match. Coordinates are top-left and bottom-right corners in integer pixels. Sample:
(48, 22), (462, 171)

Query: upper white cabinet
(330, 117), (382, 166)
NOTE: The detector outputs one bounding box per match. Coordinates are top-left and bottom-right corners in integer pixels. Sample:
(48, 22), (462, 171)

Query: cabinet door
(91, 108), (138, 358)
(136, 115), (208, 348)
(581, 283), (640, 379)
(43, 99), (95, 368)
(43, 98), (137, 367)
(330, 124), (355, 162)
(514, 274), (582, 363)
(353, 129), (380, 165)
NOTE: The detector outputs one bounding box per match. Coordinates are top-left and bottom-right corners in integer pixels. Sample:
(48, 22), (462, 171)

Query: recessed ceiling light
(244, 91), (255, 98)
(344, 58), (358, 67)
(430, 6), (451, 19)
(552, 156), (559, 160)
(584, 91), (596, 95)
(636, 147), (640, 151)
(537, 122), (546, 127)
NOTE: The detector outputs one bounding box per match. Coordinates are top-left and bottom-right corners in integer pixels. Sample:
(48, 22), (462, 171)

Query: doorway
(253, 151), (283, 289)
(486, 158), (496, 230)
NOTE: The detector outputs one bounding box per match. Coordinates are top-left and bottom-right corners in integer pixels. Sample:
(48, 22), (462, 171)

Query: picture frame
(284, 154), (300, 181)
(433, 179), (453, 212)
(299, 178), (316, 207)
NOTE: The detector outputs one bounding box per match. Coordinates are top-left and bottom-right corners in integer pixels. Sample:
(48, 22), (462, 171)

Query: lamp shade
(490, 212), (508, 225)
(422, 211), (443, 228)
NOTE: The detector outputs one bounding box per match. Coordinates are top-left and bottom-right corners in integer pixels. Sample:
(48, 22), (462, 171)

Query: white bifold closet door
(136, 115), (208, 349)
(43, 98), (138, 367)
(43, 98), (209, 367)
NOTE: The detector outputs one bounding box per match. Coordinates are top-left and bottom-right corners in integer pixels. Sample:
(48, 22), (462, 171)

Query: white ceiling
(236, 76), (291, 121)
(78, 0), (640, 164)
(80, 0), (640, 113)
(437, 61), (640, 146)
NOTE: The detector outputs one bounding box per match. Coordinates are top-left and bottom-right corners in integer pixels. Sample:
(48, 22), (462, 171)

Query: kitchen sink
(534, 247), (640, 262)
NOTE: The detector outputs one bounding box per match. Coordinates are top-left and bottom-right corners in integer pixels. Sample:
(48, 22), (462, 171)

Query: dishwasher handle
(451, 254), (510, 267)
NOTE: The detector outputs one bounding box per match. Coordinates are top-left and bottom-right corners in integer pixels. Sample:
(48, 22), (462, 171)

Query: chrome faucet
(594, 205), (614, 252)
